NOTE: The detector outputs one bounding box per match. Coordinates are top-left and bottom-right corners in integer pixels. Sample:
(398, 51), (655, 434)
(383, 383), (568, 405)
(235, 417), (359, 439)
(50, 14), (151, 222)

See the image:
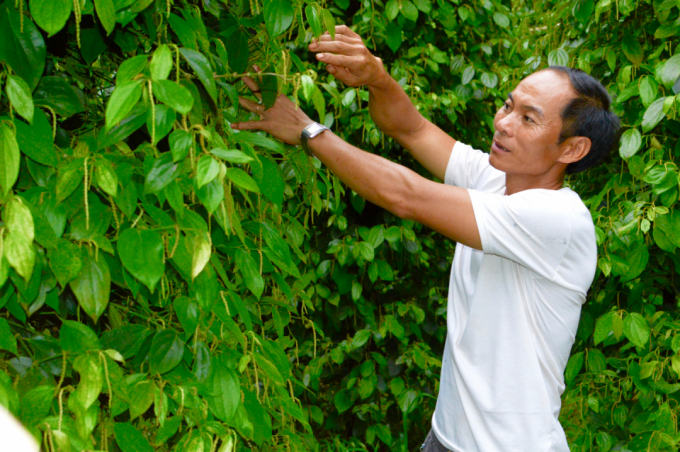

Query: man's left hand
(231, 69), (314, 145)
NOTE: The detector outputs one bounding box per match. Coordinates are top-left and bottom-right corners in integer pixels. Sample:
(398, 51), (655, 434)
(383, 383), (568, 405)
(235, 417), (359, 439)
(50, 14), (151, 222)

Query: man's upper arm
(393, 119), (456, 181)
(406, 177), (482, 250)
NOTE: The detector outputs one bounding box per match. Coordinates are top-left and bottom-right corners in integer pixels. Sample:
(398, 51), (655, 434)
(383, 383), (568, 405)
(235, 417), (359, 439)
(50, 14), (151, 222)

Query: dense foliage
(1, 0), (680, 450)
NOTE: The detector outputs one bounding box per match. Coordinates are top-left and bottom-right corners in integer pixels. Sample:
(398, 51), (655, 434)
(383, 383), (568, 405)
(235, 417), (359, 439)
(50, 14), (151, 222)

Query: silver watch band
(300, 122), (329, 155)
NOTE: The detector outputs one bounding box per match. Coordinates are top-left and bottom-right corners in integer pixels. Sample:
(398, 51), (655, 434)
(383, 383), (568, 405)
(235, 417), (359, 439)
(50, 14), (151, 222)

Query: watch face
(306, 123), (326, 136)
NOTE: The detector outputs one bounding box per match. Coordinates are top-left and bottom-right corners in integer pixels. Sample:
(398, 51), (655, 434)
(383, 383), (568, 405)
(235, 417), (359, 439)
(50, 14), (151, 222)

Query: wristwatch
(300, 122), (329, 156)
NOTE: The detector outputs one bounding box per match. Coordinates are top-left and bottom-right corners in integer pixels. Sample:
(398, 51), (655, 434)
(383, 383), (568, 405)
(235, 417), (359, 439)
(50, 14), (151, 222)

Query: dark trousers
(420, 430), (451, 452)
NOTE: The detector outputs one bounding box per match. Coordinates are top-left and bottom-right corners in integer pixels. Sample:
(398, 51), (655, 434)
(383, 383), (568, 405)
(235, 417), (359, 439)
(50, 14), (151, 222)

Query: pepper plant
(1, 0), (680, 450)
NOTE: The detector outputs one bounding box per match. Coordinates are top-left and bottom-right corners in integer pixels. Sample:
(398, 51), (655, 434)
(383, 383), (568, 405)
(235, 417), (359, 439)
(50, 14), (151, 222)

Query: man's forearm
(367, 72), (427, 143)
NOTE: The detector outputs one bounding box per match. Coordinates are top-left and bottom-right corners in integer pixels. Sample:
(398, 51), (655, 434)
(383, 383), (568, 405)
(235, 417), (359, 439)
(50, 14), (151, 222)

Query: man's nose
(496, 113), (517, 137)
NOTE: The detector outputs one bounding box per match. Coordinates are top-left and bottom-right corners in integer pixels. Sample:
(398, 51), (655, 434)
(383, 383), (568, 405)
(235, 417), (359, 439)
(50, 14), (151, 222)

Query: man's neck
(504, 172), (565, 195)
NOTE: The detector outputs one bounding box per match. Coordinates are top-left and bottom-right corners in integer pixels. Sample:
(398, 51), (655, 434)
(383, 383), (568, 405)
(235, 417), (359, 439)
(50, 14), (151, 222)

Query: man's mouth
(492, 141), (511, 153)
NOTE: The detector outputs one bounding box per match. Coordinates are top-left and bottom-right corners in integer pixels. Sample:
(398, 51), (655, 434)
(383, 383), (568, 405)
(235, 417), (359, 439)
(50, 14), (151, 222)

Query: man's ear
(558, 136), (592, 165)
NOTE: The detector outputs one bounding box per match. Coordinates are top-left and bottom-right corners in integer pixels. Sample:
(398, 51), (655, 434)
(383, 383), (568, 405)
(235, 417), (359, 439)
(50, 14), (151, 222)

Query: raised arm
(231, 79), (481, 250)
(309, 26), (455, 181)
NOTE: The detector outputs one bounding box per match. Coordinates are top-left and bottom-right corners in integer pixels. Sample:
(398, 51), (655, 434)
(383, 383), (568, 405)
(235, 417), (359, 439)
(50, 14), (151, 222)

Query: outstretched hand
(308, 25), (387, 88)
(231, 68), (314, 145)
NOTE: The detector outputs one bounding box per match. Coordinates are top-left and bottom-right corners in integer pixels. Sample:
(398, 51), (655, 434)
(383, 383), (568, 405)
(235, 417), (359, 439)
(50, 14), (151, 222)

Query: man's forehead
(511, 70), (575, 110)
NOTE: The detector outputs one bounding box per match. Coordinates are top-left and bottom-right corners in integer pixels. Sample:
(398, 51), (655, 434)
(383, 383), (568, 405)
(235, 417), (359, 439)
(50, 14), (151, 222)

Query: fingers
(334, 24), (359, 39)
(239, 97), (265, 115)
(309, 40), (363, 55)
(231, 121), (264, 131)
(325, 64), (357, 85)
(241, 76), (262, 101)
(316, 53), (361, 70)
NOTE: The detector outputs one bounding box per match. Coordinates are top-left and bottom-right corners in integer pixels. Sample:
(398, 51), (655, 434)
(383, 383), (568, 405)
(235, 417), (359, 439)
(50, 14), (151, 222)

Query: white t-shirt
(431, 141), (597, 452)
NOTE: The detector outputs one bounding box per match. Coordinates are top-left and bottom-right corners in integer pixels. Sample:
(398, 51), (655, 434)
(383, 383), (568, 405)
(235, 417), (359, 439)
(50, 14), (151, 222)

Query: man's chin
(488, 152), (506, 172)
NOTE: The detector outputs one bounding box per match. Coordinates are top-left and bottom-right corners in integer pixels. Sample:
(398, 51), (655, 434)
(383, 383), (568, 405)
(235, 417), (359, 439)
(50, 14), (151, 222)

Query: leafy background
(1, 0), (680, 450)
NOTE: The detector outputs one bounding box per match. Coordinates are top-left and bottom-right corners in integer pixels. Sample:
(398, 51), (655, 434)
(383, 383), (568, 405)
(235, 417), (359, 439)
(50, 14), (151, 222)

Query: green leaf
(30, 0), (72, 36)
(129, 381), (155, 419)
(0, 123), (20, 195)
(114, 423), (153, 452)
(56, 158), (85, 202)
(73, 354), (103, 410)
(622, 35), (643, 66)
(0, 3), (46, 91)
(204, 364), (240, 422)
(153, 79), (194, 115)
(252, 155), (284, 208)
(150, 44), (173, 81)
(148, 329), (185, 375)
(305, 5), (322, 38)
(116, 55), (148, 84)
(169, 129), (193, 162)
(117, 228), (165, 292)
(263, 0), (294, 38)
(179, 48), (217, 102)
(14, 108), (57, 166)
(639, 76), (657, 108)
(334, 388), (355, 413)
(33, 76), (86, 118)
(96, 158), (118, 197)
(623, 313), (650, 348)
(0, 317), (18, 354)
(661, 54), (680, 89)
(564, 351), (584, 385)
(480, 72), (498, 89)
(259, 72), (279, 110)
(493, 12), (510, 27)
(97, 104), (147, 150)
(6, 75), (34, 124)
(60, 319), (101, 354)
(572, 0), (594, 23)
(224, 28), (249, 74)
(69, 249), (111, 322)
(385, 0), (399, 20)
(548, 48), (569, 67)
(146, 103), (176, 144)
(210, 148), (253, 163)
(94, 0), (116, 34)
(593, 311), (615, 345)
(235, 249), (264, 299)
(413, 0), (431, 13)
(106, 80), (144, 130)
(227, 168), (260, 193)
(195, 178), (224, 214)
(323, 9), (336, 39)
(260, 222), (298, 277)
(20, 385), (53, 426)
(385, 22), (402, 53)
(144, 153), (179, 194)
(401, 1), (418, 21)
(48, 239), (83, 286)
(196, 155), (220, 189)
(461, 66), (475, 85)
(4, 233), (34, 281)
(642, 97), (666, 132)
(191, 233), (211, 279)
(619, 128), (642, 159)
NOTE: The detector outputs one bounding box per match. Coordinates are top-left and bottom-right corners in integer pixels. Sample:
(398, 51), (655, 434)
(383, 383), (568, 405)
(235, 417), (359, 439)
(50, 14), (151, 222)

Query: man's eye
(524, 115), (533, 123)
(502, 102), (510, 110)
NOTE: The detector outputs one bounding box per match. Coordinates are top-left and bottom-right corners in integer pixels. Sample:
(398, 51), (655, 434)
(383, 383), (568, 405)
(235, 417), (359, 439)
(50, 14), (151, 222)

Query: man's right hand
(308, 25), (456, 181)
(308, 26), (387, 88)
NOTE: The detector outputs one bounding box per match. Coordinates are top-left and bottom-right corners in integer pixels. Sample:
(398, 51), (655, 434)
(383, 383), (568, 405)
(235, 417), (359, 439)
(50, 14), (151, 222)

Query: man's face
(490, 70), (576, 177)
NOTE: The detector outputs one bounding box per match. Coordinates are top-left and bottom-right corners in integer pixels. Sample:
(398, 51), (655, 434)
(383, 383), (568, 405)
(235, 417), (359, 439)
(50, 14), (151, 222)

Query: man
(232, 26), (620, 452)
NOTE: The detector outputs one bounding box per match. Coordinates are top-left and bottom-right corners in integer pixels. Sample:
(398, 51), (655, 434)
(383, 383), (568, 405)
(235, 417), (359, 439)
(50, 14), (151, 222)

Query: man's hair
(546, 66), (621, 174)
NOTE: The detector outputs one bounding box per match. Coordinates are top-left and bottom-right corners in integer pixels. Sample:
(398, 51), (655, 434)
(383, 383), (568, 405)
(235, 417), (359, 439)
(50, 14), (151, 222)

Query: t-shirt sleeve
(444, 141), (501, 189)
(468, 189), (573, 280)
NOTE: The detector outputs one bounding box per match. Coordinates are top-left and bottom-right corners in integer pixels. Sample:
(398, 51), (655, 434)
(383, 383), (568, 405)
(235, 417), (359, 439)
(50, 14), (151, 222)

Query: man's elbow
(381, 170), (420, 221)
